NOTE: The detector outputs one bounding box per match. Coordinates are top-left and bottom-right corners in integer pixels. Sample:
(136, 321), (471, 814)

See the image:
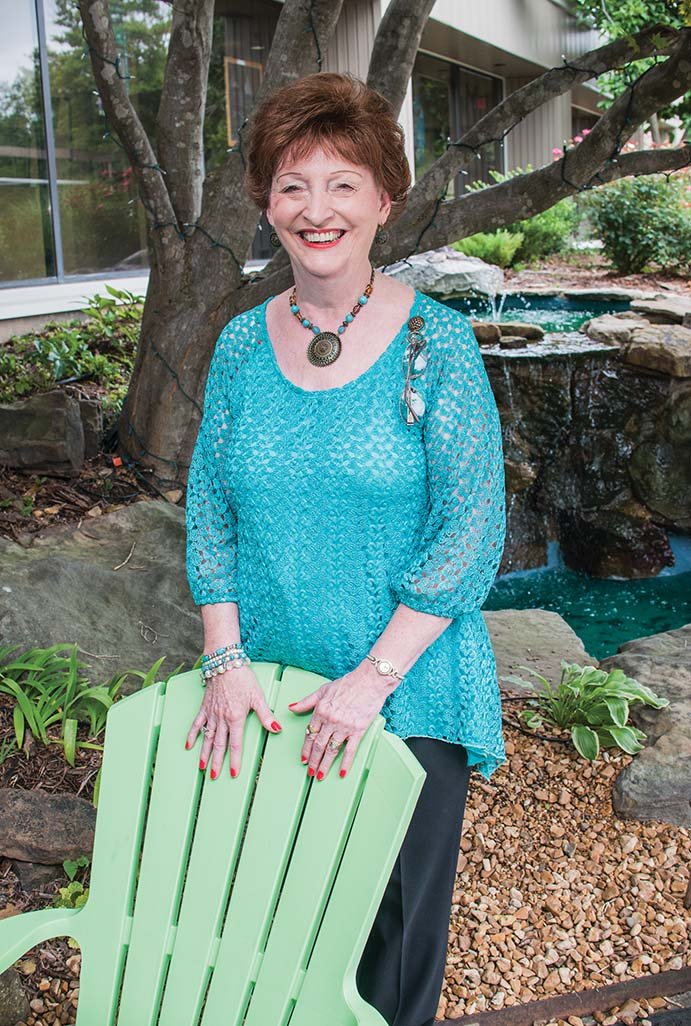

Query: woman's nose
(301, 189), (336, 225)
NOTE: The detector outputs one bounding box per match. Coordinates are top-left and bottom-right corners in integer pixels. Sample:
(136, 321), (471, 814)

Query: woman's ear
(379, 188), (392, 224)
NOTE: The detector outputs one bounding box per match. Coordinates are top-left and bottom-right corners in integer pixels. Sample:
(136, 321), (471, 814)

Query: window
(412, 52), (503, 199)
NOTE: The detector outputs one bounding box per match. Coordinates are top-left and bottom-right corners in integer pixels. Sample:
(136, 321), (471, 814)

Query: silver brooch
(399, 315), (427, 425)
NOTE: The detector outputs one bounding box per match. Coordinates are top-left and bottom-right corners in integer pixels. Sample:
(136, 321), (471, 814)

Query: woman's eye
(282, 185), (300, 192)
(336, 183), (354, 190)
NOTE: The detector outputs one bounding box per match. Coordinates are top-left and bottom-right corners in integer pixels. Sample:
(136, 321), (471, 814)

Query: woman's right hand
(185, 665), (282, 779)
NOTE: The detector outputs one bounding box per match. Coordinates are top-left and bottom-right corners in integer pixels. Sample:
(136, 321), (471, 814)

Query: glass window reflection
(44, 0), (171, 276)
(0, 1), (55, 282)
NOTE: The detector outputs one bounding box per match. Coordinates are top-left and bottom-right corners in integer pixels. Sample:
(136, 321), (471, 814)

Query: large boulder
(0, 968), (29, 1026)
(622, 323), (691, 378)
(486, 607), (598, 695)
(385, 246), (505, 298)
(0, 499), (203, 690)
(0, 788), (96, 863)
(0, 390), (85, 476)
(599, 624), (691, 828)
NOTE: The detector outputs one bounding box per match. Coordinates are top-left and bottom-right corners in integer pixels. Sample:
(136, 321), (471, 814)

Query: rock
(629, 436), (691, 528)
(600, 624), (691, 828)
(623, 324), (691, 377)
(498, 322), (545, 339)
(498, 335), (530, 349)
(11, 859), (65, 892)
(0, 499), (202, 689)
(0, 788), (96, 862)
(385, 246), (505, 298)
(630, 296), (691, 324)
(555, 506), (675, 578)
(470, 321), (501, 344)
(0, 389), (85, 476)
(64, 387), (103, 459)
(582, 313), (650, 344)
(0, 968), (30, 1026)
(486, 608), (598, 697)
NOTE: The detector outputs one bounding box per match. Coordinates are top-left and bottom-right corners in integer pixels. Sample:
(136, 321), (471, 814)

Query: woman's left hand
(288, 662), (395, 781)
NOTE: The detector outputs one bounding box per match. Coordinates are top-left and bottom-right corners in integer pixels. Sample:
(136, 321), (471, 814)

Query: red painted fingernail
(301, 755), (308, 763)
(185, 740), (191, 749)
(339, 769), (346, 778)
(271, 721), (282, 732)
(288, 702), (297, 708)
(317, 771), (324, 781)
(210, 769), (218, 780)
(307, 767), (315, 777)
(230, 768), (237, 778)
(199, 760), (206, 771)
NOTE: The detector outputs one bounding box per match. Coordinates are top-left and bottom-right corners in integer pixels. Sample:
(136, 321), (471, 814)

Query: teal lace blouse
(185, 289), (507, 780)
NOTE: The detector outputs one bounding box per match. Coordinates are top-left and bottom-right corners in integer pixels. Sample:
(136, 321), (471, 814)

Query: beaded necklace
(288, 265), (375, 367)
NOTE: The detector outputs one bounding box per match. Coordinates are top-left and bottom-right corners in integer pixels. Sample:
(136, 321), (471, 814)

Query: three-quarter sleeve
(185, 325), (240, 606)
(390, 312), (506, 618)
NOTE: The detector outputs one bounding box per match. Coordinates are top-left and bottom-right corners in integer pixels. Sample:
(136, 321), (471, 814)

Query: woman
(184, 71), (506, 1026)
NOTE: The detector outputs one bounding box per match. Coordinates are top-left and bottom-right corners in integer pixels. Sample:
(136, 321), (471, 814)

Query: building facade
(1, 0), (604, 293)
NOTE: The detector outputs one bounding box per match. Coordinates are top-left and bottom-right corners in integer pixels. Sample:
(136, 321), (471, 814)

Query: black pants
(355, 737), (472, 1026)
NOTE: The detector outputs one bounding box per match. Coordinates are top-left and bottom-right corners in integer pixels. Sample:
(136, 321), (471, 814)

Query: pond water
(484, 535), (691, 662)
(447, 293), (631, 333)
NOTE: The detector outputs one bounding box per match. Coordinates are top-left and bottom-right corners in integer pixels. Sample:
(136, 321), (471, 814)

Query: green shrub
(0, 285), (142, 412)
(500, 660), (669, 762)
(582, 173), (691, 275)
(456, 166), (579, 266)
(452, 229), (524, 268)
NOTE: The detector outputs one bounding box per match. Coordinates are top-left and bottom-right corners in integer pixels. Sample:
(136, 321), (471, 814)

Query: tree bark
(76, 1), (691, 488)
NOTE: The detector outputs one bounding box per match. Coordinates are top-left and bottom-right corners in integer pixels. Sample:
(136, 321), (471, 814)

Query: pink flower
(552, 147), (563, 156)
(574, 135), (583, 143)
(582, 128), (591, 135)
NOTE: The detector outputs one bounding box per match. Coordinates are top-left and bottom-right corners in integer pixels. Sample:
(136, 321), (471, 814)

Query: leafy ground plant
(500, 660), (669, 761)
(0, 643), (190, 780)
(0, 284), (141, 412)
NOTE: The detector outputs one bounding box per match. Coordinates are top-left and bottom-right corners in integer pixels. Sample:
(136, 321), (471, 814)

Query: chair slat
(115, 667), (278, 1025)
(74, 682), (165, 1026)
(155, 663), (282, 1026)
(288, 737), (425, 1026)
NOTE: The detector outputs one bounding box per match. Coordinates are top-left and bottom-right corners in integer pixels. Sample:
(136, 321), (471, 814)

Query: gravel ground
(5, 722), (689, 1026)
(437, 729), (690, 1023)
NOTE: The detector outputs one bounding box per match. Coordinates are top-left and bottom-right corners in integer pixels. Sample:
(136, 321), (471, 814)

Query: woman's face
(265, 145), (391, 279)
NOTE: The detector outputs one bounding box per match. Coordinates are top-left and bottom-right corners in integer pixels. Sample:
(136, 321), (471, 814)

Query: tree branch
(403, 32), (691, 250)
(76, 0), (175, 227)
(198, 0), (346, 292)
(385, 23), (683, 253)
(366, 0), (437, 118)
(156, 0), (215, 225)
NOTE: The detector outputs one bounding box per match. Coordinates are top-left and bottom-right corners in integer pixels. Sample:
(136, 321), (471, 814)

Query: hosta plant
(500, 661), (669, 761)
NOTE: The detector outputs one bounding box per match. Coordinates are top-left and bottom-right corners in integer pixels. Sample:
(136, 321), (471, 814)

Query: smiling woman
(186, 71), (507, 1026)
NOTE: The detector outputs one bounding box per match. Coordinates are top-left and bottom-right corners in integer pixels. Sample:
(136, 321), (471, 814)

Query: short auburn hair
(243, 72), (411, 225)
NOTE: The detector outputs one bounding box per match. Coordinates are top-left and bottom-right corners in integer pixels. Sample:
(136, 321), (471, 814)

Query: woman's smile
(296, 228), (348, 248)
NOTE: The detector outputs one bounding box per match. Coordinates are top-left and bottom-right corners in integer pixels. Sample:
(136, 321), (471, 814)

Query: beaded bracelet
(200, 643), (250, 682)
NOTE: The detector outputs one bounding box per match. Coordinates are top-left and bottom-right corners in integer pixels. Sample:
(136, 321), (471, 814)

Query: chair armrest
(0, 906), (83, 974)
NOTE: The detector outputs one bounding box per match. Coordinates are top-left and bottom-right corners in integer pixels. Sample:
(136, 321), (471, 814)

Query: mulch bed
(503, 252), (691, 297)
(0, 452), (163, 548)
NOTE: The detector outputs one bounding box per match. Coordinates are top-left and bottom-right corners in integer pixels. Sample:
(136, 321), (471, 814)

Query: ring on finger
(326, 737), (343, 752)
(305, 722), (320, 736)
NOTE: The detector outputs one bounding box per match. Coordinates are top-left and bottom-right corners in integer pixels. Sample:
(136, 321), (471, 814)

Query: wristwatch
(365, 654), (405, 684)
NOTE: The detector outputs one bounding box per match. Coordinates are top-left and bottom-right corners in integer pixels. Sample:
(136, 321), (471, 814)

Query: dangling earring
(269, 229), (281, 248)
(374, 224), (388, 244)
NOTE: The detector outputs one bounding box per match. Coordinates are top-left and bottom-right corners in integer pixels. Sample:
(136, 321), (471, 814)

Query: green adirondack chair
(0, 661), (426, 1026)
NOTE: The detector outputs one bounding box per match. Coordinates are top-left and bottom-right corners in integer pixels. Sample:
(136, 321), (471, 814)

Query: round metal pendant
(307, 331), (341, 367)
(408, 315), (425, 332)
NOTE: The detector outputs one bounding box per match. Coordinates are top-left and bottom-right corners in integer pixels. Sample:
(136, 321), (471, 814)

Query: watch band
(365, 654), (405, 683)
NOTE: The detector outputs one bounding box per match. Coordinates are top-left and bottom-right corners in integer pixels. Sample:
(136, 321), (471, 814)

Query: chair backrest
(67, 661), (426, 1026)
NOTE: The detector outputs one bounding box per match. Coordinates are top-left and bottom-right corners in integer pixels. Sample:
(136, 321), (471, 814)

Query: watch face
(378, 660), (393, 675)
